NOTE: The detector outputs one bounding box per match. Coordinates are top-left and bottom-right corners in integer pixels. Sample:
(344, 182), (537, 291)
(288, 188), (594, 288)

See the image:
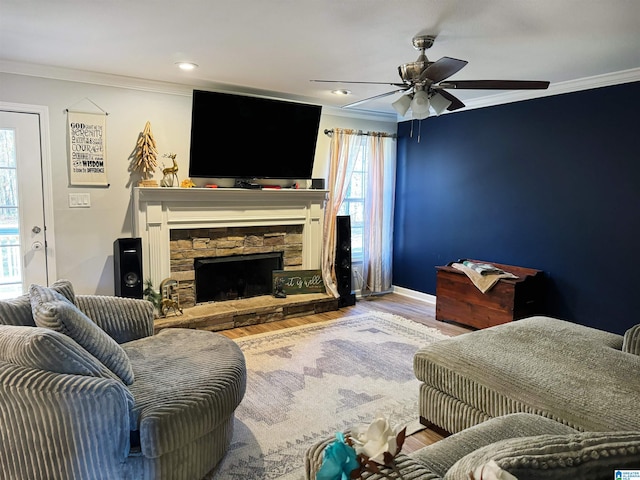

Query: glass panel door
(0, 110), (49, 298)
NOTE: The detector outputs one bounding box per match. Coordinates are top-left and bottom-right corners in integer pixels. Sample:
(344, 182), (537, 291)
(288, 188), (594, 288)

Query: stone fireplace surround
(170, 224), (302, 308)
(132, 187), (329, 313)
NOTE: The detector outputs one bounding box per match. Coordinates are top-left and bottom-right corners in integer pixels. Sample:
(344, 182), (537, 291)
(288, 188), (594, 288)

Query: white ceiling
(2, 0), (639, 118)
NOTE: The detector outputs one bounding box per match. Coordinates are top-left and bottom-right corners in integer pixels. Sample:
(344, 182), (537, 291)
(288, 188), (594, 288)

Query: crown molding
(461, 68), (640, 112)
(0, 60), (397, 123)
(2, 60), (638, 121)
(0, 60), (197, 96)
(321, 105), (397, 122)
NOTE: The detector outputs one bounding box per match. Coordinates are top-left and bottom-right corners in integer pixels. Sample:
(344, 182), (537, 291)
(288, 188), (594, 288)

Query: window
(338, 145), (365, 259)
(0, 127), (21, 298)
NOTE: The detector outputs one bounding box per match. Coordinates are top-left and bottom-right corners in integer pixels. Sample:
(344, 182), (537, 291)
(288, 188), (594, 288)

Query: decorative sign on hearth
(272, 269), (325, 295)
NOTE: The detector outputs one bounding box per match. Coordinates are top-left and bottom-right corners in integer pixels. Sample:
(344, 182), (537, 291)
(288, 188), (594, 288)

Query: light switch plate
(69, 193), (91, 208)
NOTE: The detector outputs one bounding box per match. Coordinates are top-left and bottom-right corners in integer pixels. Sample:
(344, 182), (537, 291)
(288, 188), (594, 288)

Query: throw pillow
(0, 324), (119, 380)
(446, 431), (640, 480)
(0, 279), (76, 327)
(29, 284), (135, 385)
(622, 324), (640, 356)
(49, 278), (77, 305)
(0, 294), (33, 326)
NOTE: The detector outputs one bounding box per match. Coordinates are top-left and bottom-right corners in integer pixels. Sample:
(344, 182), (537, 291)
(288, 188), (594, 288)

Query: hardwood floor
(218, 292), (473, 454)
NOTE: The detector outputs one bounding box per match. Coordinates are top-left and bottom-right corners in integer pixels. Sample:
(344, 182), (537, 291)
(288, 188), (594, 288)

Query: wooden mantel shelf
(134, 186), (328, 204)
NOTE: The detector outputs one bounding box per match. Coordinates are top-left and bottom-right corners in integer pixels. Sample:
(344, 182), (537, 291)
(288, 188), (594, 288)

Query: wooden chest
(435, 260), (545, 329)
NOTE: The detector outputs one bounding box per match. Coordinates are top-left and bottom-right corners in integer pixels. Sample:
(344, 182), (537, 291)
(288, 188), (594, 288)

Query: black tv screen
(189, 90), (322, 180)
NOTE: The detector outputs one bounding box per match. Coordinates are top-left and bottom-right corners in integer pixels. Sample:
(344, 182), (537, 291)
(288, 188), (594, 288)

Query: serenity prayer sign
(67, 111), (108, 186)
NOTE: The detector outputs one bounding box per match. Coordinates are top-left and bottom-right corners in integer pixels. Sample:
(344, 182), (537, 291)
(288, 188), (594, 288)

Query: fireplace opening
(194, 252), (283, 303)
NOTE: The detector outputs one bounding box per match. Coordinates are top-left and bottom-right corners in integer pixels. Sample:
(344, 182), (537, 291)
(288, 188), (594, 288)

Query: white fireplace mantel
(132, 187), (328, 287)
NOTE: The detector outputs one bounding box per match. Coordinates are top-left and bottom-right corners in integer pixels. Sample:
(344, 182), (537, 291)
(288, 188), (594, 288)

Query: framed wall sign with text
(67, 110), (108, 186)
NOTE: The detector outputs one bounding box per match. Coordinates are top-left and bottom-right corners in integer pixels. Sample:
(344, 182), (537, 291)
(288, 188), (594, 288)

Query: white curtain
(321, 129), (365, 298)
(321, 129), (396, 298)
(361, 134), (396, 295)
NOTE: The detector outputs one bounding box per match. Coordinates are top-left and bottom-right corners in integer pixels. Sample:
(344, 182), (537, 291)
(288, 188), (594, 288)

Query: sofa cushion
(0, 279), (76, 327)
(124, 328), (246, 458)
(0, 324), (119, 380)
(623, 324), (640, 356)
(445, 431), (640, 480)
(410, 413), (577, 477)
(29, 284), (134, 385)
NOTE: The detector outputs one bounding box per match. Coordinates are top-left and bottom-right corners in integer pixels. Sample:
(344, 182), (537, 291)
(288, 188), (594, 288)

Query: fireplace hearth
(195, 252), (283, 303)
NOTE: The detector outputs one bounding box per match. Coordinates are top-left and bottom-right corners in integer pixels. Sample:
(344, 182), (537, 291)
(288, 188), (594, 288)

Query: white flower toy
(351, 416), (402, 465)
(318, 415), (406, 480)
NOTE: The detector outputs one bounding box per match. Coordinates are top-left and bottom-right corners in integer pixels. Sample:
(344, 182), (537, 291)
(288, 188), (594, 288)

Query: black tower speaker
(335, 215), (356, 307)
(114, 238), (143, 299)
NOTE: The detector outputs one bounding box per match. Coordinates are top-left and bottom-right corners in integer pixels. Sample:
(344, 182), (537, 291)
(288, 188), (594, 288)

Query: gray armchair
(0, 280), (246, 480)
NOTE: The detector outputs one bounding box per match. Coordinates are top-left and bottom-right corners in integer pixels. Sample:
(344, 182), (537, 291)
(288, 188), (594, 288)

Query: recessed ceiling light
(176, 62), (198, 71)
(331, 89), (351, 96)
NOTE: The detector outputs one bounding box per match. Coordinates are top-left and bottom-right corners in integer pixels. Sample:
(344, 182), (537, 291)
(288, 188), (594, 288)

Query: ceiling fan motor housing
(399, 62), (432, 83)
(399, 35), (436, 83)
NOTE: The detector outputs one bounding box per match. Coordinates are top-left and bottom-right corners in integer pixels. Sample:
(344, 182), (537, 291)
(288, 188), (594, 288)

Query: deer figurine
(161, 153), (179, 187)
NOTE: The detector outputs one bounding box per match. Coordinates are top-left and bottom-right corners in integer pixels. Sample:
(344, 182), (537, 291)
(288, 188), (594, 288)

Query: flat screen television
(189, 90), (322, 182)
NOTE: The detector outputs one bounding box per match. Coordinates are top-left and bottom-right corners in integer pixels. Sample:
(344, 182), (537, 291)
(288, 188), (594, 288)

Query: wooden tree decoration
(134, 121), (158, 180)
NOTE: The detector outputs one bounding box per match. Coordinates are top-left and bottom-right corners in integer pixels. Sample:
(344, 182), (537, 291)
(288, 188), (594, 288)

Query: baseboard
(391, 285), (436, 305)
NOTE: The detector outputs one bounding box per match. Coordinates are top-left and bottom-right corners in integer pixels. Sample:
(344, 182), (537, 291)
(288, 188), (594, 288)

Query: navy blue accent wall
(393, 82), (640, 334)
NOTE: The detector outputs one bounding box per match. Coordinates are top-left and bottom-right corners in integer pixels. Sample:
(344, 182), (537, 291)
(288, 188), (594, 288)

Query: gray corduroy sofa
(414, 316), (640, 434)
(0, 280), (247, 480)
(305, 316), (640, 479)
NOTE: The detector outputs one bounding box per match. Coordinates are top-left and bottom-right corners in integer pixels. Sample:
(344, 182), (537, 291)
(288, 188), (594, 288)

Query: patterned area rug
(207, 311), (449, 479)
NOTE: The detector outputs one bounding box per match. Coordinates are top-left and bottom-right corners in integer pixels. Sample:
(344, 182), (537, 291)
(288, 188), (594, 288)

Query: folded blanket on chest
(451, 262), (518, 293)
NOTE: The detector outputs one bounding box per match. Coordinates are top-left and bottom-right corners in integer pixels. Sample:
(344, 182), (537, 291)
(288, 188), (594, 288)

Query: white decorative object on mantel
(131, 187), (328, 289)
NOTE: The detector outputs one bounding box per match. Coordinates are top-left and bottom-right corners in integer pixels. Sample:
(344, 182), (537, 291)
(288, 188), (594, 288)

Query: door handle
(32, 226), (42, 234)
(31, 241), (44, 251)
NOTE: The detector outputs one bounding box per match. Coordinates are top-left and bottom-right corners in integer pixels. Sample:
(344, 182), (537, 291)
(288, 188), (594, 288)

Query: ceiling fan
(312, 35), (550, 118)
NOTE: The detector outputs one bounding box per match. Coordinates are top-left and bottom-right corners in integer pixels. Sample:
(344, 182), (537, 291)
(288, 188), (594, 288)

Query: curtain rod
(324, 129), (396, 139)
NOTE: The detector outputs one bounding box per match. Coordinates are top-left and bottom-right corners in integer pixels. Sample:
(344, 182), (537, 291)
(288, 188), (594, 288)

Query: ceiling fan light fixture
(392, 94), (412, 116)
(412, 108), (430, 120)
(411, 90), (430, 119)
(429, 93), (452, 115)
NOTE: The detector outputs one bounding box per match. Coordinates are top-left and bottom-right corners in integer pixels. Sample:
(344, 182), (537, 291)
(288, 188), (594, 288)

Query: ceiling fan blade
(342, 88), (410, 109)
(435, 89), (466, 111)
(440, 80), (550, 90)
(311, 79), (408, 88)
(419, 57), (468, 83)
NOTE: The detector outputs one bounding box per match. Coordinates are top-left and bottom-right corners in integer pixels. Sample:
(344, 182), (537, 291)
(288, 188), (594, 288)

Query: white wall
(0, 72), (396, 295)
